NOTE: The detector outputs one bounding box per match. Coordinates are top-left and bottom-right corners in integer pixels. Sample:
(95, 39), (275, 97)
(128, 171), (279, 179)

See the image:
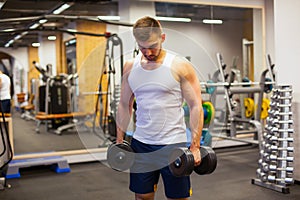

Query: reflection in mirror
(65, 38), (77, 75)
(5, 3), (264, 161)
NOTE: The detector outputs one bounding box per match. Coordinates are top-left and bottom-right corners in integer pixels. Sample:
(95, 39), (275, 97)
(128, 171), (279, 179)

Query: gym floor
(1, 113), (300, 199)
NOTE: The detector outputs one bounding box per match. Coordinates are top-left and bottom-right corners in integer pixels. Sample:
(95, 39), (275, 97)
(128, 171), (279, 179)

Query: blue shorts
(0, 99), (11, 113)
(129, 138), (192, 199)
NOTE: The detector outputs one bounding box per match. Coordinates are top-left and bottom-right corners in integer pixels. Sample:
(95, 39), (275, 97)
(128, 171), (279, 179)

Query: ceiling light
(52, 3), (71, 15)
(98, 16), (120, 21)
(32, 42), (40, 47)
(29, 23), (40, 29)
(66, 39), (76, 46)
(155, 16), (191, 22)
(14, 34), (22, 40)
(0, 2), (5, 10)
(39, 19), (48, 24)
(3, 28), (14, 32)
(202, 19), (223, 25)
(4, 39), (14, 47)
(21, 31), (28, 36)
(47, 35), (56, 41)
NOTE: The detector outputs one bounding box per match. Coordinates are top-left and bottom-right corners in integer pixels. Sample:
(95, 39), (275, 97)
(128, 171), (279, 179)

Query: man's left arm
(178, 60), (204, 166)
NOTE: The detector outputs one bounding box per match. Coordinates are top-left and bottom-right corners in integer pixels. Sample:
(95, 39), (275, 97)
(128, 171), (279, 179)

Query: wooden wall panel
(55, 33), (64, 74)
(27, 46), (40, 92)
(76, 20), (107, 115)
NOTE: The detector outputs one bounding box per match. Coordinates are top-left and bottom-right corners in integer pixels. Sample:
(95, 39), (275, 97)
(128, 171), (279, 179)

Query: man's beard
(144, 49), (161, 62)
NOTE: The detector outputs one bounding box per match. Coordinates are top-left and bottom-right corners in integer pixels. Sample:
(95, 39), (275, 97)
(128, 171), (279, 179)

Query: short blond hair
(133, 16), (162, 41)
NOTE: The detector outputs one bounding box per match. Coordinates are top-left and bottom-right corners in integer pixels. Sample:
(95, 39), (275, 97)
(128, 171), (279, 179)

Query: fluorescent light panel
(0, 2), (5, 9)
(53, 3), (71, 15)
(47, 35), (56, 41)
(29, 23), (40, 29)
(202, 19), (223, 24)
(32, 42), (40, 47)
(155, 16), (191, 22)
(39, 19), (48, 24)
(98, 16), (120, 21)
(97, 15), (191, 22)
(4, 39), (14, 47)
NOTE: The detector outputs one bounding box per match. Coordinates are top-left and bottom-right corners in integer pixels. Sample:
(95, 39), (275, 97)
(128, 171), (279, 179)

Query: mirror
(65, 38), (77, 75)
(3, 2), (264, 161)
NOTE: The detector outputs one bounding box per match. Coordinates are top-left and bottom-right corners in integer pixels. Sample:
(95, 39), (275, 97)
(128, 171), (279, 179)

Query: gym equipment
(244, 97), (255, 118)
(35, 112), (90, 134)
(169, 146), (217, 177)
(252, 85), (294, 194)
(183, 101), (215, 126)
(34, 71), (91, 135)
(107, 141), (135, 172)
(93, 34), (123, 145)
(242, 77), (251, 87)
(260, 98), (270, 119)
(202, 101), (215, 125)
(244, 97), (270, 119)
(208, 53), (275, 145)
(5, 156), (70, 179)
(0, 113), (13, 190)
(186, 128), (212, 147)
(264, 77), (273, 93)
(202, 78), (275, 94)
(205, 79), (216, 94)
(201, 129), (212, 147)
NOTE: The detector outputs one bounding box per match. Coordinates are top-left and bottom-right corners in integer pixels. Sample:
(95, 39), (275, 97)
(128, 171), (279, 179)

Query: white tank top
(128, 51), (187, 145)
(0, 74), (11, 100)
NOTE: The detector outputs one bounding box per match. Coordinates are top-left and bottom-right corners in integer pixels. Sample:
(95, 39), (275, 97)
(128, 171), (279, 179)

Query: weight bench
(0, 113), (11, 118)
(20, 94), (36, 121)
(35, 112), (92, 135)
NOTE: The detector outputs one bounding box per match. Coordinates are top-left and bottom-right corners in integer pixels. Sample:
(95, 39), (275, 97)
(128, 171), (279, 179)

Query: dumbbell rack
(252, 85), (294, 193)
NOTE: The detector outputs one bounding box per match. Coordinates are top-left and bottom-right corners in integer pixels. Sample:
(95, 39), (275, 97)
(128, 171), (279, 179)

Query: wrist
(189, 141), (200, 150)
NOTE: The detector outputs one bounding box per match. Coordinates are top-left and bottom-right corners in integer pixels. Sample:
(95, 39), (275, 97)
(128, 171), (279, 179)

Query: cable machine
(93, 33), (123, 144)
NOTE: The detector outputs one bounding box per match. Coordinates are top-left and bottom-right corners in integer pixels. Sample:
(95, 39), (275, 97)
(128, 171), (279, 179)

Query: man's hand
(190, 147), (201, 166)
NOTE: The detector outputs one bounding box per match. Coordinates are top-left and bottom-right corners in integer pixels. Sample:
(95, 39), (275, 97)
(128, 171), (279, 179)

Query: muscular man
(116, 16), (203, 200)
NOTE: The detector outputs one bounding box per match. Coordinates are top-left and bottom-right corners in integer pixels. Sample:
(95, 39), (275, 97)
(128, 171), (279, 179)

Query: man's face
(137, 33), (165, 61)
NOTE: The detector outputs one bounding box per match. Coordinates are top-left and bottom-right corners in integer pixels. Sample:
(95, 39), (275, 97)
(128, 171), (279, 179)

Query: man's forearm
(116, 103), (132, 143)
(189, 106), (203, 150)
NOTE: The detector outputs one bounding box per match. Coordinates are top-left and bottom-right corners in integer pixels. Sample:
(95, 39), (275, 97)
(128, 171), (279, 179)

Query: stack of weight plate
(253, 85), (294, 193)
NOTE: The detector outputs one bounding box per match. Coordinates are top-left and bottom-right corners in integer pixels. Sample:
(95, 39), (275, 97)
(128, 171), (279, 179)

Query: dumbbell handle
(269, 154), (293, 162)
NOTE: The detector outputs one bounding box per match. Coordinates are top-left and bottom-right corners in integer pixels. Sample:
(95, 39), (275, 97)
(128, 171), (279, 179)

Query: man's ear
(161, 33), (166, 42)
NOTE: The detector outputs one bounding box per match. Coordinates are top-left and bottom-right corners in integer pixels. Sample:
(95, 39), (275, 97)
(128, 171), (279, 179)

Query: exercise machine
(200, 53), (276, 145)
(35, 71), (90, 135)
(0, 112), (13, 190)
(91, 33), (123, 145)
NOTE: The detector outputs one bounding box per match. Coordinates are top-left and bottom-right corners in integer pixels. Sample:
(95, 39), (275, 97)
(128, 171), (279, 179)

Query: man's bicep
(181, 66), (202, 107)
(119, 61), (134, 105)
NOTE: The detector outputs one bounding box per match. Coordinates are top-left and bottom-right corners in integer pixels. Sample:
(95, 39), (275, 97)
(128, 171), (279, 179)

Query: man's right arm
(116, 60), (134, 144)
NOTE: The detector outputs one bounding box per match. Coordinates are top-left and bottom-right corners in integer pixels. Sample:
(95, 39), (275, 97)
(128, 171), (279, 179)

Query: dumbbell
(107, 141), (135, 172)
(169, 146), (217, 177)
(267, 175), (294, 184)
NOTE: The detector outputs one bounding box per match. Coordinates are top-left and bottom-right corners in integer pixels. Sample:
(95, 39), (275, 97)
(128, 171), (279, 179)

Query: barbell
(202, 78), (275, 94)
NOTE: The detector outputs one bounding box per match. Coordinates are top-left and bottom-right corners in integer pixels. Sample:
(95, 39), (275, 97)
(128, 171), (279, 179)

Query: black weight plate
(169, 148), (194, 177)
(107, 143), (135, 172)
(194, 146), (217, 175)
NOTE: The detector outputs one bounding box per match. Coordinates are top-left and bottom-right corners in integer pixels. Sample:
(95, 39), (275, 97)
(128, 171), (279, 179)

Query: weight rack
(252, 85), (294, 193)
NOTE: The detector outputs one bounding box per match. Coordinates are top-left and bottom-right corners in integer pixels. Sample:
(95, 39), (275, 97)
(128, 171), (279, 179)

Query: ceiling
(0, 0), (252, 48)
